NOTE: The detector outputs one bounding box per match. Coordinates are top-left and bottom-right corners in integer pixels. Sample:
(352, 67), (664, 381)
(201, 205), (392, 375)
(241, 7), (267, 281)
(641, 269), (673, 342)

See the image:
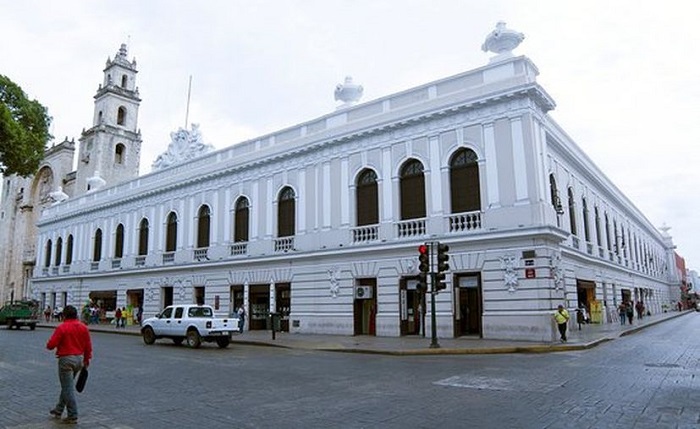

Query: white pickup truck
(141, 304), (240, 348)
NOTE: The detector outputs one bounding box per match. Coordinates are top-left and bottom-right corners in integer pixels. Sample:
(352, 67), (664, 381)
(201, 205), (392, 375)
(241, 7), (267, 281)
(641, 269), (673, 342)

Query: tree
(0, 75), (52, 177)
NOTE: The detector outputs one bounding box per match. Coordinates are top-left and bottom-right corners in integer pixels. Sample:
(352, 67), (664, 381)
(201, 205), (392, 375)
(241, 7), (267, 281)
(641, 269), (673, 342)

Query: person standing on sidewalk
(115, 307), (122, 329)
(626, 302), (634, 325)
(618, 302), (627, 325)
(553, 305), (570, 342)
(46, 305), (92, 425)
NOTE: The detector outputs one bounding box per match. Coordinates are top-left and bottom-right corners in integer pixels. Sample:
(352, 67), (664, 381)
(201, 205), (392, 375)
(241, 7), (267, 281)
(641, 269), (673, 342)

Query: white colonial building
(16, 24), (682, 341)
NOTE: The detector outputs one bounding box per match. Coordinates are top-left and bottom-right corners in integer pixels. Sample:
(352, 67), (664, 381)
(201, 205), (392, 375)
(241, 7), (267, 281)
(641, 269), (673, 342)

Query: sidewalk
(36, 310), (694, 355)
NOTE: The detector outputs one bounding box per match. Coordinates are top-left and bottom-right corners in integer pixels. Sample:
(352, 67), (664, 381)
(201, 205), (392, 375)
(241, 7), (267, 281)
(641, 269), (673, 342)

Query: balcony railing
(230, 242), (248, 256)
(162, 252), (175, 264)
(135, 256), (146, 266)
(111, 259), (122, 269)
(395, 219), (426, 238)
(62, 265), (70, 273)
(274, 237), (294, 252)
(51, 267), (59, 275)
(447, 211), (482, 233)
(42, 267), (49, 276)
(194, 248), (209, 261)
(90, 262), (99, 271)
(352, 224), (379, 243)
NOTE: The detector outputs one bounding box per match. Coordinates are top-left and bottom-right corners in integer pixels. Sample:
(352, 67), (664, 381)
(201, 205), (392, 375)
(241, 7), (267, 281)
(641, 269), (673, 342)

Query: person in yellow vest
(554, 304), (570, 343)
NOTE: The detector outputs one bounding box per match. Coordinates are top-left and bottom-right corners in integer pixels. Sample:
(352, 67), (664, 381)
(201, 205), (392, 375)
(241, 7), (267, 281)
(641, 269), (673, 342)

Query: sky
(1, 0), (698, 269)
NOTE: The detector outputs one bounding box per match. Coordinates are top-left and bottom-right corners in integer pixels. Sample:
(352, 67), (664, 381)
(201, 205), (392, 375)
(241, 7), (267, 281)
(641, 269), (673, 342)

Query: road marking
(434, 375), (562, 393)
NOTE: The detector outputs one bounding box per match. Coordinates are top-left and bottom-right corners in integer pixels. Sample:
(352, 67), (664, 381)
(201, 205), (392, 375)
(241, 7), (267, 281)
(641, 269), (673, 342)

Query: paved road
(1, 314), (699, 429)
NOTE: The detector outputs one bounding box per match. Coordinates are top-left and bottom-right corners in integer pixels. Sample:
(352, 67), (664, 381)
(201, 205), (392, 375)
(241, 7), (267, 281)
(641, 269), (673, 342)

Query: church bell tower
(75, 43), (142, 194)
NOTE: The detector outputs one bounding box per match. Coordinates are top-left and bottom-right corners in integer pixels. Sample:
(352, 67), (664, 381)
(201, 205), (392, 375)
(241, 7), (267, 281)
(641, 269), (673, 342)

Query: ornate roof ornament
(482, 22), (525, 63)
(334, 76), (363, 109)
(48, 186), (69, 205)
(86, 171), (106, 193)
(106, 43), (137, 70)
(152, 124), (215, 171)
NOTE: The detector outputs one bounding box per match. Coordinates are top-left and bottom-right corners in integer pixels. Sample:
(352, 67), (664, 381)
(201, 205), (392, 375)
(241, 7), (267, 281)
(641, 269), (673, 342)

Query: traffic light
(435, 243), (450, 291)
(417, 244), (430, 293)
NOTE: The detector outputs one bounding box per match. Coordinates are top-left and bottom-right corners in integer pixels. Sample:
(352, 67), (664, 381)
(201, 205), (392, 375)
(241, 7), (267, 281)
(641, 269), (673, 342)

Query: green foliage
(0, 75), (52, 177)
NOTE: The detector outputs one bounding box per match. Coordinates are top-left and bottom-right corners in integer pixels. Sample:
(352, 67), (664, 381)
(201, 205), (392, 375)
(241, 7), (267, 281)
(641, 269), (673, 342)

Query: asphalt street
(1, 314), (699, 429)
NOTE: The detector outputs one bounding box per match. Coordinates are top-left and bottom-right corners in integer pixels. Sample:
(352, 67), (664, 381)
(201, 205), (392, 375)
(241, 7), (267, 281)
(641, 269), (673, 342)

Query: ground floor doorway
(230, 285), (244, 317)
(248, 284), (270, 331)
(353, 278), (376, 336)
(454, 274), (482, 337)
(400, 278), (423, 336)
(275, 283), (290, 332)
(162, 286), (173, 309)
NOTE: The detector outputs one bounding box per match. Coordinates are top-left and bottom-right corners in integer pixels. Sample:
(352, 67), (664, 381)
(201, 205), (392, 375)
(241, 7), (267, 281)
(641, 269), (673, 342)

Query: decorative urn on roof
(482, 22), (525, 62)
(334, 76), (363, 109)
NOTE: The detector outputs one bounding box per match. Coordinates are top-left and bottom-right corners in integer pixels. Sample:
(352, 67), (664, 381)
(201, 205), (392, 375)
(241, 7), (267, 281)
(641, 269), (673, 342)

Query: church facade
(14, 25), (681, 341)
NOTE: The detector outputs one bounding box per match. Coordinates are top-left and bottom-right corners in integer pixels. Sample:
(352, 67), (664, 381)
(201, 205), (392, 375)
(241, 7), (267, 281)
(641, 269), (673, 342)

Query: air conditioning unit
(354, 286), (373, 299)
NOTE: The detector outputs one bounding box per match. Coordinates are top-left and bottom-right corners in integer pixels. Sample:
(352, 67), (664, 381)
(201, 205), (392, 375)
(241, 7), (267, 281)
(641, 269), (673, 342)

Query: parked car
(0, 300), (40, 330)
(141, 304), (240, 348)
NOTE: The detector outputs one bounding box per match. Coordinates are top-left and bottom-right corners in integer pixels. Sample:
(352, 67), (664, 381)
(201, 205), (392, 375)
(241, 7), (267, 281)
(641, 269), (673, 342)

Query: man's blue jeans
(54, 356), (83, 419)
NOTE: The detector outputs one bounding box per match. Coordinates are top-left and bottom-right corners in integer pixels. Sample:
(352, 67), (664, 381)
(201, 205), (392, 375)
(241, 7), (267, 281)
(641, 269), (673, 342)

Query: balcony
(90, 262), (99, 271)
(274, 237), (294, 252)
(62, 265), (70, 273)
(51, 267), (59, 275)
(230, 242), (247, 256)
(135, 256), (146, 267)
(111, 259), (122, 269)
(447, 211), (482, 233)
(162, 252), (175, 264)
(352, 224), (379, 244)
(395, 219), (426, 238)
(194, 248), (209, 261)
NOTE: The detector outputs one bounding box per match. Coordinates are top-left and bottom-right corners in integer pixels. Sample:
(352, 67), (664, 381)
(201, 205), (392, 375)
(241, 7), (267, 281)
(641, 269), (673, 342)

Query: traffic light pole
(429, 271), (439, 349)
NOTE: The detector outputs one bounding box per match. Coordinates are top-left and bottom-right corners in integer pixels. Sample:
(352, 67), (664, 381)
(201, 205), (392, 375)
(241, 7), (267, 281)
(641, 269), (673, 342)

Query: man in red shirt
(46, 305), (92, 425)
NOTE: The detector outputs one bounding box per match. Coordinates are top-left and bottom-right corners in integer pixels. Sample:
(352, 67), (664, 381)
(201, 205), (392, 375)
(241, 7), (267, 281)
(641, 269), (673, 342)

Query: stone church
(1, 24), (682, 341)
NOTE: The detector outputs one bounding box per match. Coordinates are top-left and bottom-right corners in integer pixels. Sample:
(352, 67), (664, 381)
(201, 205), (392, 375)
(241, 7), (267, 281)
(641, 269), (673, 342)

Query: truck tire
(142, 327), (156, 345)
(186, 329), (202, 349)
(216, 337), (230, 349)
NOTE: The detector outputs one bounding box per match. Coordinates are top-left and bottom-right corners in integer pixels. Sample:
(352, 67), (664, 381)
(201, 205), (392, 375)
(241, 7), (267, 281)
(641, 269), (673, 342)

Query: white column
(428, 135), (442, 215)
(265, 178), (273, 238)
(484, 124), (500, 208)
(323, 161), (331, 229)
(382, 148), (393, 221)
(298, 169), (306, 233)
(252, 181), (259, 240)
(340, 158), (349, 226)
(511, 117), (528, 202)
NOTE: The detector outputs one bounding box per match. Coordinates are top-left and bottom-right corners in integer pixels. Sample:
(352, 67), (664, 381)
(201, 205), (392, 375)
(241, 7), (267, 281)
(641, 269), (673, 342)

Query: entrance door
(454, 274), (482, 337)
(400, 278), (423, 336)
(162, 286), (173, 308)
(248, 284), (270, 331)
(353, 279), (376, 336)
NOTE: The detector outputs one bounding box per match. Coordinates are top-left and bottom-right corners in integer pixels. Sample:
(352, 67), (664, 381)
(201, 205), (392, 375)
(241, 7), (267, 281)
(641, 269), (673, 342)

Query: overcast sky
(1, 0), (698, 270)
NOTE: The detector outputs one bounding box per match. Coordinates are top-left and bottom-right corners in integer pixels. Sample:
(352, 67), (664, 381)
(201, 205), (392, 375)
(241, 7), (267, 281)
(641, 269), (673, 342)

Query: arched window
(399, 159), (425, 220)
(356, 169), (378, 226)
(567, 187), (577, 235)
(114, 224), (125, 258)
(449, 148), (481, 213)
(55, 237), (63, 266)
(605, 214), (612, 251)
(98, 111), (103, 124)
(66, 235), (74, 265)
(277, 187), (296, 237)
(138, 218), (149, 256)
(582, 197), (590, 242)
(165, 212), (178, 252)
(44, 239), (52, 268)
(234, 197), (250, 242)
(549, 174), (562, 213)
(121, 74), (128, 88)
(613, 220), (619, 254)
(594, 206), (602, 246)
(197, 205), (211, 248)
(115, 144), (125, 164)
(93, 229), (103, 262)
(117, 106), (126, 125)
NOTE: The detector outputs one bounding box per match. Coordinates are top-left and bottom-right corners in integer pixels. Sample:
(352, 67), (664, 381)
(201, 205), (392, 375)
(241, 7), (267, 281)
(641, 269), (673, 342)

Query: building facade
(23, 26), (680, 341)
(0, 44), (141, 303)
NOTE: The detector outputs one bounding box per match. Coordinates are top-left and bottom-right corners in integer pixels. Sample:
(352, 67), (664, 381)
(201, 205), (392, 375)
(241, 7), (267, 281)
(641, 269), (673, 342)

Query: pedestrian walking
(626, 302), (634, 325)
(553, 304), (570, 342)
(46, 305), (93, 425)
(237, 304), (246, 332)
(44, 305), (52, 322)
(115, 307), (122, 329)
(635, 301), (645, 320)
(618, 302), (627, 325)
